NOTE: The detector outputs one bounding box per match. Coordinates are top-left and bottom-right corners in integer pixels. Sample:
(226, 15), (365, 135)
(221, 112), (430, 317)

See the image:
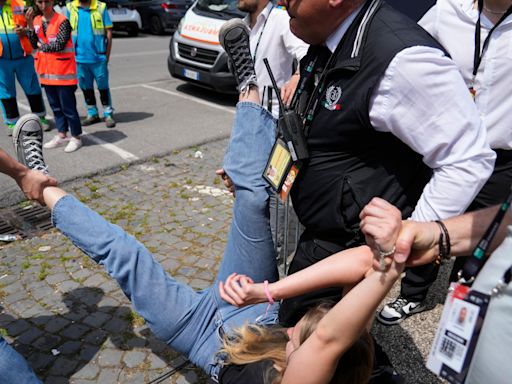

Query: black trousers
(400, 149), (512, 301)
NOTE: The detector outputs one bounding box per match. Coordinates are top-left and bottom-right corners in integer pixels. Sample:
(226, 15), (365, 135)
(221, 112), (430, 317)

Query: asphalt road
(0, 33), (238, 207)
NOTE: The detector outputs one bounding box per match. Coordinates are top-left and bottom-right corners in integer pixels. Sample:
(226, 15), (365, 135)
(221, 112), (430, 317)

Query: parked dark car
(129, 0), (194, 34)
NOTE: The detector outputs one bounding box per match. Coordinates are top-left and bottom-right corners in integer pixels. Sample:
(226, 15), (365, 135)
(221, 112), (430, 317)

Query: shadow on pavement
(0, 287), (173, 382)
(176, 83), (238, 108)
(110, 111), (154, 124)
(82, 130), (128, 147)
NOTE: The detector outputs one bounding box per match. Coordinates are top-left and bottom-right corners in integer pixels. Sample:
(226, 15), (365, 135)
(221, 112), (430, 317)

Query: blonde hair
(222, 302), (374, 384)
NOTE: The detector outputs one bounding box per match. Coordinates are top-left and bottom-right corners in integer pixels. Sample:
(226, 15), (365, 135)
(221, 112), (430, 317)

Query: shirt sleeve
(418, 4), (438, 36)
(369, 46), (496, 221)
(103, 7), (113, 28)
(38, 19), (73, 53)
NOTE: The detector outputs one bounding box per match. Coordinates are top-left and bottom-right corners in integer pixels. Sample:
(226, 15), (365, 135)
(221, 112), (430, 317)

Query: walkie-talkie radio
(263, 58), (308, 161)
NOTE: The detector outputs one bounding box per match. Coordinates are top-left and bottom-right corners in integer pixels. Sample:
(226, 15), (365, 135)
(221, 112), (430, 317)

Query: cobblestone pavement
(1, 138), (448, 383)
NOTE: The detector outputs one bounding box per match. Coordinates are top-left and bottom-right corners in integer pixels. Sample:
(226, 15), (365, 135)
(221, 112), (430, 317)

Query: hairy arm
(397, 205), (511, 265)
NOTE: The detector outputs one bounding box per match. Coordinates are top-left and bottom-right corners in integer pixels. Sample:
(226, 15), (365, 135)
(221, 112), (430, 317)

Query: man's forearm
(404, 204), (511, 266)
(0, 149), (27, 181)
(444, 204), (510, 256)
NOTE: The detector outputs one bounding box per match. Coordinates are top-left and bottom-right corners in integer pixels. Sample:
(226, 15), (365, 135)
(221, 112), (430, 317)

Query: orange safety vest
(0, 0), (33, 56)
(34, 12), (77, 86)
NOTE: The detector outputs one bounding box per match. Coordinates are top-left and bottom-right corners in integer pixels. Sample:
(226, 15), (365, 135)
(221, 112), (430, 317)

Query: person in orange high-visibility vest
(0, 0), (49, 136)
(26, 0), (83, 152)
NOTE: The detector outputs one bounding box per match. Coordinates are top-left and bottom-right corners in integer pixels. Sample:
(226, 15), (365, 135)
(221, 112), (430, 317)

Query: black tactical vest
(291, 0), (446, 242)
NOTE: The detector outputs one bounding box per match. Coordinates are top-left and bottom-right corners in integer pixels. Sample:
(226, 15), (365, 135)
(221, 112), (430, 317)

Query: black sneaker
(377, 296), (426, 325)
(81, 114), (101, 126)
(12, 114), (48, 174)
(219, 18), (257, 93)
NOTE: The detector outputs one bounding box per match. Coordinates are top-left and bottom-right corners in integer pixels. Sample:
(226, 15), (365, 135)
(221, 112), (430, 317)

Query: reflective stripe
(39, 73), (77, 80)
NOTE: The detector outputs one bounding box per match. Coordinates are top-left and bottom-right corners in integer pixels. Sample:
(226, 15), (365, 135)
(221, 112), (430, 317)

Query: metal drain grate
(0, 204), (52, 240)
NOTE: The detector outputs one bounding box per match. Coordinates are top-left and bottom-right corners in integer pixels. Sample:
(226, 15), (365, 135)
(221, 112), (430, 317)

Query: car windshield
(195, 0), (244, 17)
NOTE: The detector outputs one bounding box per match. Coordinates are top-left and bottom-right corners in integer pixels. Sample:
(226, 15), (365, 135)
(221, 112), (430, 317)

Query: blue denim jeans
(0, 336), (41, 383)
(51, 102), (279, 379)
(44, 85), (82, 137)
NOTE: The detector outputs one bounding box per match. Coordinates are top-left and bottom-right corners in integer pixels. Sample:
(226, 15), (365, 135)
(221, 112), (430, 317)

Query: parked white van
(167, 0), (244, 93)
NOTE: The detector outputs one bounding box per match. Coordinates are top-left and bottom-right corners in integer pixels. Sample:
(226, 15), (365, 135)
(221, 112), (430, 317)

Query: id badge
(427, 283), (490, 383)
(263, 138), (298, 199)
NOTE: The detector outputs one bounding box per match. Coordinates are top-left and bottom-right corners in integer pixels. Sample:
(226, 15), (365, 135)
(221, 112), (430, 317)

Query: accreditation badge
(427, 283), (490, 383)
(263, 138), (299, 200)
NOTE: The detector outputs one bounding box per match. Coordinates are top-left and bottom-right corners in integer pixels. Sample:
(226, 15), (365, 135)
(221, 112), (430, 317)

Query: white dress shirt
(244, 2), (309, 118)
(324, 6), (495, 222)
(419, 0), (512, 150)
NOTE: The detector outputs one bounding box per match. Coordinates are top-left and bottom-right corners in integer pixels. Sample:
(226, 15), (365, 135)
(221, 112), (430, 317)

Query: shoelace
(389, 297), (408, 311)
(22, 133), (48, 174)
(226, 35), (256, 87)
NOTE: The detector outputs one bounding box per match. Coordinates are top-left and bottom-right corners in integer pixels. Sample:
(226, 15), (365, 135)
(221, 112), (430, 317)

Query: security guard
(0, 0), (48, 135)
(66, 0), (115, 128)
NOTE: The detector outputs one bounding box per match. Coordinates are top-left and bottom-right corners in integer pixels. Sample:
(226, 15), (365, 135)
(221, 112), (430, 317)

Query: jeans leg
(0, 336), (41, 384)
(216, 102), (278, 285)
(44, 86), (67, 134)
(51, 195), (203, 349)
(57, 86), (82, 136)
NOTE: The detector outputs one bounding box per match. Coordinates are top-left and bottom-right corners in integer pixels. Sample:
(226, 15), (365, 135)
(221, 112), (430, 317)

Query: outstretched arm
(282, 261), (403, 384)
(282, 198), (404, 384)
(220, 245), (373, 306)
(0, 149), (57, 205)
(220, 197), (401, 307)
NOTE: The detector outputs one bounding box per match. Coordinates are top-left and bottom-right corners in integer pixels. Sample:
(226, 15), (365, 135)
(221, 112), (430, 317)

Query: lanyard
(471, 0), (512, 91)
(252, 6), (273, 63)
(458, 185), (512, 284)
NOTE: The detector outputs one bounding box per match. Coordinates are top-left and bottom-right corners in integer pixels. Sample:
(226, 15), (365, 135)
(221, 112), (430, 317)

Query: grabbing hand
(395, 220), (439, 265)
(219, 273), (266, 307)
(359, 197), (402, 270)
(215, 168), (235, 196)
(16, 169), (57, 205)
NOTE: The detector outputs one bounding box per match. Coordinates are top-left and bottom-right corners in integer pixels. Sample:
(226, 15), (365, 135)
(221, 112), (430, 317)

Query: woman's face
(285, 317), (304, 360)
(35, 0), (54, 14)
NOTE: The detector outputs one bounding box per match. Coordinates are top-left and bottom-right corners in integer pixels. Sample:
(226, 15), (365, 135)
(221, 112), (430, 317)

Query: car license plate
(183, 68), (199, 81)
(111, 8), (127, 14)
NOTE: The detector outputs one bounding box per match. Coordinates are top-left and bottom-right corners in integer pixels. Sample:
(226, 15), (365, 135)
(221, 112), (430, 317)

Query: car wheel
(128, 26), (139, 37)
(149, 15), (164, 35)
